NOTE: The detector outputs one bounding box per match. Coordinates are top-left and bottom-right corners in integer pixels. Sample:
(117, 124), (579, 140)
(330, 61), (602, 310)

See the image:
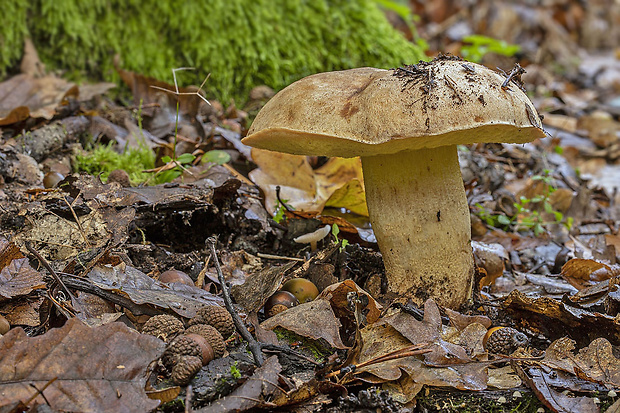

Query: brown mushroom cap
(243, 59), (544, 157)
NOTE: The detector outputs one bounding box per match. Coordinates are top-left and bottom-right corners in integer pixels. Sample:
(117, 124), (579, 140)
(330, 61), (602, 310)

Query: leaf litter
(2, 1), (620, 412)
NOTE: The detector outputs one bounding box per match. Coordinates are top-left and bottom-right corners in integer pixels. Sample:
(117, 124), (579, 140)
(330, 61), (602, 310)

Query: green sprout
(461, 34), (520, 63)
(332, 224), (350, 252)
(474, 169), (573, 237)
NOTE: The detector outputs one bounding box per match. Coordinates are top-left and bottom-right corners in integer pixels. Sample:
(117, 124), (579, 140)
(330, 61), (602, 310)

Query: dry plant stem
(207, 237), (265, 366)
(361, 145), (474, 308)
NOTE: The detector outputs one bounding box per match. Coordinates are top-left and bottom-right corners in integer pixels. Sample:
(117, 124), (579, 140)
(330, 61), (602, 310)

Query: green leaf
(497, 215), (511, 225)
(176, 153), (196, 164)
(202, 150), (231, 165)
(161, 155), (173, 163)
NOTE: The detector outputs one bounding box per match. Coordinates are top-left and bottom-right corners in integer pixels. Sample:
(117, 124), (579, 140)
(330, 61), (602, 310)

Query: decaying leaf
(261, 299), (349, 350)
(383, 299), (472, 366)
(514, 364), (598, 413)
(0, 318), (165, 412)
(543, 337), (620, 388)
(197, 356), (282, 412)
(86, 263), (223, 318)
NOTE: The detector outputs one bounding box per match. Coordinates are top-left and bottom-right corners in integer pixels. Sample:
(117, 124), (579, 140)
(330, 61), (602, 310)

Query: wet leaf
(0, 318), (165, 412)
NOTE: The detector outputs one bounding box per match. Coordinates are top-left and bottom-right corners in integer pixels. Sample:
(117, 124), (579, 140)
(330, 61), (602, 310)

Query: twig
(256, 253), (305, 262)
(207, 237), (265, 366)
(25, 242), (76, 304)
(325, 343), (430, 378)
(62, 194), (92, 246)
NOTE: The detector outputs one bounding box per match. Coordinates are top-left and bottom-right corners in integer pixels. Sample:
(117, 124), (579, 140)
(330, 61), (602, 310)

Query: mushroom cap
(243, 57), (545, 158)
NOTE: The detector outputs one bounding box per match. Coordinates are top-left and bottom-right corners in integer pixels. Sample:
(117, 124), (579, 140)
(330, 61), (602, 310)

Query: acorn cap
(186, 324), (226, 358)
(161, 335), (203, 369)
(141, 314), (185, 343)
(170, 355), (203, 385)
(188, 305), (235, 339)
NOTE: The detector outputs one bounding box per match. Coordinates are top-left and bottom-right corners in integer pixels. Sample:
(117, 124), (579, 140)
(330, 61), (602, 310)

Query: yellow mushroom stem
(361, 145), (473, 308)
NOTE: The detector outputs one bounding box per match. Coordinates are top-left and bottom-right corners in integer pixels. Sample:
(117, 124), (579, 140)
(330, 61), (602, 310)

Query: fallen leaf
(197, 356), (281, 412)
(86, 263), (223, 318)
(383, 299), (472, 366)
(261, 299), (349, 350)
(543, 337), (620, 387)
(0, 318), (165, 412)
(0, 238), (46, 301)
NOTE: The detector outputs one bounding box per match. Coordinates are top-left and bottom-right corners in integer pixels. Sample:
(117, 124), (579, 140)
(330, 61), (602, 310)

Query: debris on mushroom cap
(170, 355), (203, 385)
(188, 305), (235, 339)
(242, 56), (544, 158)
(186, 324), (226, 358)
(293, 225), (331, 244)
(141, 314), (185, 343)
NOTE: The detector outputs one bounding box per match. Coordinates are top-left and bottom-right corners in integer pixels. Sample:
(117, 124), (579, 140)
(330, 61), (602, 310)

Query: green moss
(73, 142), (155, 185)
(1, 0), (425, 103)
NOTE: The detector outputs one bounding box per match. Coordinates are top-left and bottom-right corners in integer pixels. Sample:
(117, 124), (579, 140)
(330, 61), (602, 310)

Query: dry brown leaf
(561, 258), (620, 289)
(383, 299), (472, 366)
(0, 318), (165, 412)
(445, 307), (493, 331)
(261, 299), (349, 350)
(544, 337), (620, 387)
(318, 279), (382, 325)
(0, 238), (46, 301)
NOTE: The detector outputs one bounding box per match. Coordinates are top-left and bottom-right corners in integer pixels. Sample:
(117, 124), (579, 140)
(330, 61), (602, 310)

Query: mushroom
(242, 56), (545, 308)
(293, 225), (331, 251)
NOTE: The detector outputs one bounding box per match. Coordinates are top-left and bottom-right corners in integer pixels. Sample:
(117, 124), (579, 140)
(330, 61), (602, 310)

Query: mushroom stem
(361, 145), (473, 308)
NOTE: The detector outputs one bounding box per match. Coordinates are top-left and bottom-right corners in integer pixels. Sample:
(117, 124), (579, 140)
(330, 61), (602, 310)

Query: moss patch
(1, 0), (425, 103)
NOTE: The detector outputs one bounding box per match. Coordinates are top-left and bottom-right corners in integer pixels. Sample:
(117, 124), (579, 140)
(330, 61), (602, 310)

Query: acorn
(188, 305), (235, 339)
(43, 171), (65, 188)
(141, 314), (185, 343)
(264, 290), (299, 317)
(281, 278), (319, 303)
(186, 324), (226, 358)
(160, 269), (195, 287)
(185, 333), (215, 365)
(483, 327), (529, 354)
(170, 355), (203, 385)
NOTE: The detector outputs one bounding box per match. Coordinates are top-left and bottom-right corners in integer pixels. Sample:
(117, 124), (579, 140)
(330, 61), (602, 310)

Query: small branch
(207, 237), (264, 366)
(25, 242), (75, 304)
